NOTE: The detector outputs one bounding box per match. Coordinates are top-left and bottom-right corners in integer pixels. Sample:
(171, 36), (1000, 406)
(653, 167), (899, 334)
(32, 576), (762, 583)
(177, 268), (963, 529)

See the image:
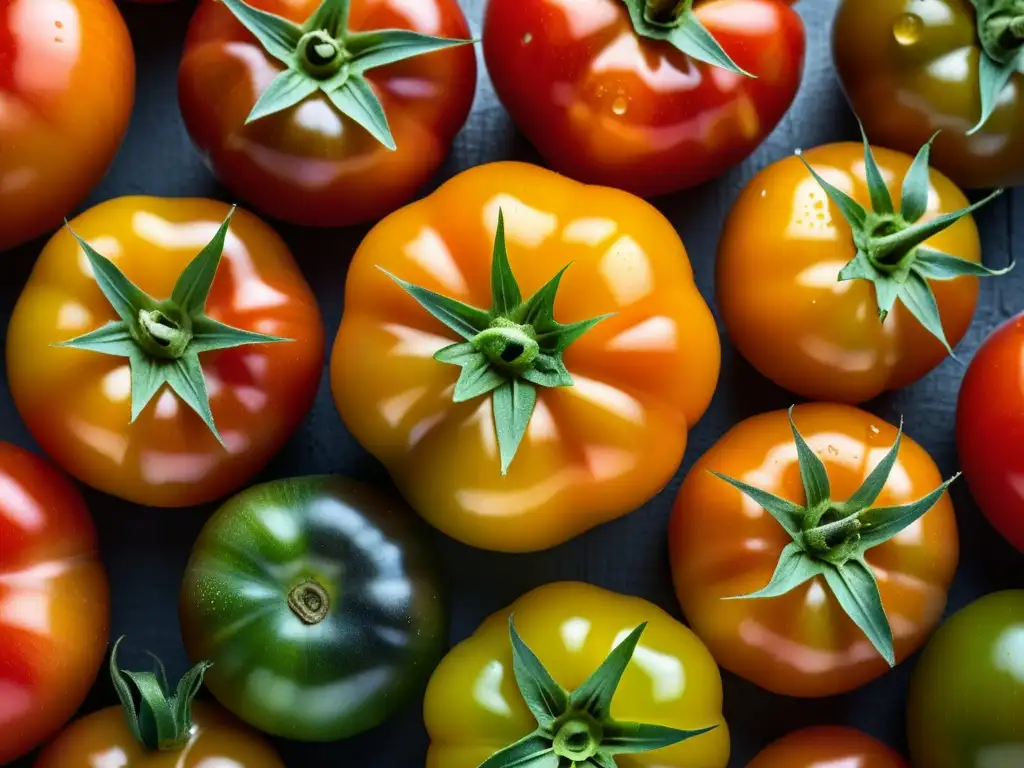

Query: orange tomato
(0, 443), (108, 764)
(0, 0), (134, 251)
(34, 701), (284, 768)
(748, 726), (907, 767)
(6, 197), (324, 507)
(331, 161), (720, 552)
(669, 404), (958, 697)
(717, 142), (983, 403)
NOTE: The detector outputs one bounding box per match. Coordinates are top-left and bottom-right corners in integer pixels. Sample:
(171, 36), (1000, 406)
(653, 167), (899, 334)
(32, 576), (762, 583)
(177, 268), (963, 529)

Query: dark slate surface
(4, 0), (1023, 765)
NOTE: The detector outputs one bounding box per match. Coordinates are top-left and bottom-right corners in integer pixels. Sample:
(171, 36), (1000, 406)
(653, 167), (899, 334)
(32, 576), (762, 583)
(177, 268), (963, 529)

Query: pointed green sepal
(713, 407), (959, 665)
(347, 29), (477, 75)
(305, 0), (351, 38)
(246, 68), (320, 123)
(859, 122), (894, 214)
(385, 208), (611, 474)
(218, 0), (303, 65)
(969, 0), (1024, 134)
(58, 209), (289, 444)
(789, 406), (830, 508)
(326, 76), (396, 150)
(110, 636), (213, 753)
(478, 618), (717, 768)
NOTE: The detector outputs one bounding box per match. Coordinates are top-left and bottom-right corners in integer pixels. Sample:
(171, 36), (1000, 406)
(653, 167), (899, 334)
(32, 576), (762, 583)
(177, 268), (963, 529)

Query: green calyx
(219, 0), (475, 149)
(799, 125), (1011, 354)
(110, 637), (213, 752)
(714, 407), (960, 665)
(970, 0), (1024, 133)
(478, 618), (717, 768)
(621, 0), (753, 77)
(56, 207), (289, 445)
(384, 209), (611, 475)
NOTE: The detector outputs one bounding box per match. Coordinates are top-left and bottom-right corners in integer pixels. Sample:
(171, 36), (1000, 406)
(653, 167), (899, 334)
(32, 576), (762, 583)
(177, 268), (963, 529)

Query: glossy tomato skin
(331, 161), (721, 552)
(834, 0), (1024, 190)
(957, 313), (1024, 551)
(180, 476), (447, 742)
(749, 726), (907, 767)
(6, 197), (324, 508)
(718, 142), (982, 403)
(669, 404), (959, 697)
(424, 582), (730, 768)
(0, 0), (134, 251)
(908, 591), (1024, 767)
(34, 701), (284, 767)
(178, 0), (477, 228)
(0, 443), (108, 764)
(482, 0), (805, 197)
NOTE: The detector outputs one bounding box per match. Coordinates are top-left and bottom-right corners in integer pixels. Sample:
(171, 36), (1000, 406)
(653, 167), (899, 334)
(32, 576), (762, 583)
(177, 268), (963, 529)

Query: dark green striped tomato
(179, 475), (448, 742)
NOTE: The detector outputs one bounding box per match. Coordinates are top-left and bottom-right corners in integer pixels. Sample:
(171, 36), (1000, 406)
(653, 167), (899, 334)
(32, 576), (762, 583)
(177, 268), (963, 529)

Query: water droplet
(523, 32), (533, 44)
(612, 96), (628, 116)
(893, 13), (922, 45)
(827, 445), (839, 456)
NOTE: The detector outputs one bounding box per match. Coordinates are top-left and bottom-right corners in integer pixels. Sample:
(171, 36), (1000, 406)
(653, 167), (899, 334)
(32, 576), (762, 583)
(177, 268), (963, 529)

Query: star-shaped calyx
(57, 207), (289, 444)
(714, 407), (959, 664)
(218, 0), (474, 148)
(800, 125), (1011, 353)
(621, 0), (754, 76)
(477, 618), (716, 768)
(969, 0), (1024, 133)
(383, 210), (611, 474)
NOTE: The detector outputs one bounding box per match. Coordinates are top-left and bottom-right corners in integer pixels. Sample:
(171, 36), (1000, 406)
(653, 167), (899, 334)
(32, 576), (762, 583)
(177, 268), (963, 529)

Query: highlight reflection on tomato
(6, 197), (324, 508)
(482, 0), (805, 197)
(748, 726), (907, 767)
(0, 443), (108, 765)
(0, 0), (134, 251)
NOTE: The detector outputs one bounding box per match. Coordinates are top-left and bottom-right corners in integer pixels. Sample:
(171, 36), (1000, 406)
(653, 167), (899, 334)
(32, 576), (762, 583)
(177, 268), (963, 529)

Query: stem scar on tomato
(479, 619), (716, 767)
(217, 0), (476, 149)
(797, 124), (1011, 354)
(55, 207), (290, 445)
(712, 406), (959, 665)
(381, 209), (613, 475)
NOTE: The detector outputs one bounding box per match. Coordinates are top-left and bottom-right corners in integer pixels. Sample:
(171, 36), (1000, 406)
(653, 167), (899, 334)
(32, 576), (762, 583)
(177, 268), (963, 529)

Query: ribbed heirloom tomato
(6, 197), (324, 507)
(748, 727), (907, 768)
(0, 0), (134, 251)
(178, 0), (477, 227)
(331, 162), (721, 552)
(0, 443), (108, 764)
(670, 404), (959, 697)
(718, 134), (1007, 402)
(483, 0), (805, 197)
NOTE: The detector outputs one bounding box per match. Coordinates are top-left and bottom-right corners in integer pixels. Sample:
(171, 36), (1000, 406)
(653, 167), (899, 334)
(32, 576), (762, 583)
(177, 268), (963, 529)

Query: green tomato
(908, 590), (1024, 767)
(179, 476), (448, 742)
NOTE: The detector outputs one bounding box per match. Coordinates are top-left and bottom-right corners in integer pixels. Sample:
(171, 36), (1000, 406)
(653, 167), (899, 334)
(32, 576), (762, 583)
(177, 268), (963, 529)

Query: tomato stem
(298, 30), (347, 79)
(553, 717), (602, 761)
(472, 321), (540, 375)
(644, 0), (692, 24)
(136, 308), (192, 359)
(288, 579), (331, 625)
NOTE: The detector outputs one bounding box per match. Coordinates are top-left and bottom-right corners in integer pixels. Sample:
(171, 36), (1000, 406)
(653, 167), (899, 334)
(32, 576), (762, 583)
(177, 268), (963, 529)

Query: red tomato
(0, 0), (135, 251)
(748, 726), (907, 767)
(482, 0), (806, 197)
(957, 312), (1024, 551)
(0, 443), (108, 764)
(178, 0), (477, 227)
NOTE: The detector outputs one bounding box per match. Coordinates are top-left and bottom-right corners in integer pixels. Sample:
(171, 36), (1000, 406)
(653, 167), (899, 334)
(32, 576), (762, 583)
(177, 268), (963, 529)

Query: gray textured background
(5, 0), (1023, 765)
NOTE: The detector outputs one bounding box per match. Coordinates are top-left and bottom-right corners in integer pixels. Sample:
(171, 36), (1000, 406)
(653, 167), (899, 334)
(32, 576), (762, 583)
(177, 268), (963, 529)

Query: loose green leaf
(453, 354), (505, 402)
(602, 721), (717, 755)
(218, 0), (304, 66)
(434, 341), (479, 365)
(327, 75), (397, 150)
(842, 420), (902, 511)
(969, 50), (1021, 135)
(166, 354), (224, 445)
(67, 226), (154, 323)
(798, 153), (869, 229)
(521, 354), (574, 388)
(913, 247), (1014, 280)
(709, 470), (805, 537)
(188, 316), (291, 355)
(898, 271), (952, 353)
(508, 618), (568, 727)
(568, 624), (646, 720)
(490, 211), (522, 315)
(478, 735), (559, 768)
(246, 68), (319, 124)
(349, 29), (475, 75)
(727, 541), (825, 600)
(860, 123), (893, 214)
(170, 209), (236, 313)
(304, 0), (351, 37)
(789, 406), (831, 508)
(900, 133), (938, 223)
(381, 269), (491, 340)
(823, 560), (894, 664)
(857, 474), (960, 551)
(493, 379), (538, 474)
(54, 321), (134, 355)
